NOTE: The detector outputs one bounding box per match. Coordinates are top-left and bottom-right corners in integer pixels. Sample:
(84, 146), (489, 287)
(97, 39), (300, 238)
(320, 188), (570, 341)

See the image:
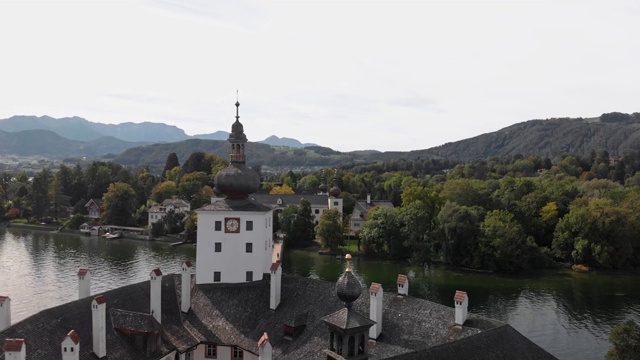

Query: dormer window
(277, 198), (283, 205)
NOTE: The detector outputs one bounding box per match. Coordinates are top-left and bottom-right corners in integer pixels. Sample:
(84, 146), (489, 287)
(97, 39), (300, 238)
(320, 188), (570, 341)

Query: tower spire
(235, 90), (240, 121)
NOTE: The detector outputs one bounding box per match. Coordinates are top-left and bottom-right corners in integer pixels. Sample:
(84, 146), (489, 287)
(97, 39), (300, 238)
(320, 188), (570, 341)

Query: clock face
(225, 217), (240, 233)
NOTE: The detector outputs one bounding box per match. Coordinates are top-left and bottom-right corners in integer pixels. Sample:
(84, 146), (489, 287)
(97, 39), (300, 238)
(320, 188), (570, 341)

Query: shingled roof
(198, 197), (273, 212)
(0, 274), (556, 360)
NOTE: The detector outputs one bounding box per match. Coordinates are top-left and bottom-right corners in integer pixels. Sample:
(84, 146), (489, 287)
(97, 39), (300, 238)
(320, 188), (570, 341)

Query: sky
(0, 0), (638, 152)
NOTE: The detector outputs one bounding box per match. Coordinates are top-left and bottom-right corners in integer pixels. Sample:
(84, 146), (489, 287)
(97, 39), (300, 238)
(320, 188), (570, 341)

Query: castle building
(0, 101), (557, 360)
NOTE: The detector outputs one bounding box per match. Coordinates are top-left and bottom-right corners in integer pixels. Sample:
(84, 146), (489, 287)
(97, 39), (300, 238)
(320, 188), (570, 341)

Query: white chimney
(181, 261), (193, 313)
(454, 290), (469, 326)
(91, 295), (106, 358)
(78, 268), (91, 299)
(367, 193), (371, 205)
(0, 296), (11, 331)
(369, 283), (383, 339)
(3, 338), (26, 360)
(150, 268), (162, 323)
(269, 262), (282, 310)
(61, 329), (80, 360)
(397, 274), (408, 296)
(258, 332), (273, 360)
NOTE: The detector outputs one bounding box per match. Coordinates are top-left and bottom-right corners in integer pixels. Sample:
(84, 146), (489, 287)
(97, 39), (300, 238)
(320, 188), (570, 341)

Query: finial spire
(345, 254), (352, 272)
(235, 91), (240, 121)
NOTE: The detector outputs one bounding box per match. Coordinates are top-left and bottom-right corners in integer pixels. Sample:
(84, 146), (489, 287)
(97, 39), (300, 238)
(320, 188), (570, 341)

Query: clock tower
(195, 100), (274, 284)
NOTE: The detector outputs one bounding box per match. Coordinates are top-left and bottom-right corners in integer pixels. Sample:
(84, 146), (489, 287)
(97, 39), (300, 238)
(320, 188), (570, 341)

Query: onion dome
(336, 254), (362, 308)
(214, 100), (261, 199)
(318, 170), (328, 193)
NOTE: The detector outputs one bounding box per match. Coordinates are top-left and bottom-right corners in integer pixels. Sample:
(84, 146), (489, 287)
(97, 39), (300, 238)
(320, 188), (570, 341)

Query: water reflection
(0, 229), (196, 324)
(282, 249), (640, 360)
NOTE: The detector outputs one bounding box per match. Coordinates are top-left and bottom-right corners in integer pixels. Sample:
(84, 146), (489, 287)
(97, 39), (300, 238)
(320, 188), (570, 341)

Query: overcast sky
(0, 0), (638, 152)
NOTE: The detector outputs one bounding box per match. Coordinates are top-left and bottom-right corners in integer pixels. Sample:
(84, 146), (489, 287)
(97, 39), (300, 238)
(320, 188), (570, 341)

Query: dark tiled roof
(0, 274), (556, 360)
(161, 198), (190, 208)
(322, 308), (376, 330)
(390, 324), (558, 360)
(111, 309), (159, 333)
(198, 198), (272, 212)
(0, 275), (198, 360)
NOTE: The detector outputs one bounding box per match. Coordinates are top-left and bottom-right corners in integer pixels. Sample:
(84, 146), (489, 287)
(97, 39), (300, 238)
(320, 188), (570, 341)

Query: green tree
(360, 207), (405, 257)
(479, 209), (539, 270)
(315, 209), (343, 251)
(29, 169), (52, 219)
(162, 209), (186, 234)
(101, 182), (138, 226)
(279, 205), (298, 239)
(150, 181), (178, 203)
(436, 201), (484, 267)
(290, 198), (315, 246)
(162, 152), (180, 179)
(607, 320), (640, 360)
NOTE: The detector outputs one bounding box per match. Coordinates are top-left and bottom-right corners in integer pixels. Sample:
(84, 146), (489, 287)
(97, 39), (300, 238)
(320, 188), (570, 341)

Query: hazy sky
(0, 1), (638, 152)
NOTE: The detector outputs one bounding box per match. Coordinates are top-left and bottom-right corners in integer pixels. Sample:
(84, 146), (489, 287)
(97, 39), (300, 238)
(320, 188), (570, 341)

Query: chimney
(0, 296), (11, 331)
(61, 329), (80, 360)
(3, 338), (26, 360)
(91, 295), (106, 358)
(150, 268), (162, 323)
(78, 268), (91, 299)
(258, 332), (273, 360)
(269, 262), (282, 310)
(369, 283), (383, 339)
(367, 193), (371, 205)
(454, 290), (469, 326)
(181, 261), (193, 313)
(397, 274), (408, 296)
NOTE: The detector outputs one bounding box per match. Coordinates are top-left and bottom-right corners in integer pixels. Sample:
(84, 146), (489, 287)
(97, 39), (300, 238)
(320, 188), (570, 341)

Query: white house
(148, 198), (191, 227)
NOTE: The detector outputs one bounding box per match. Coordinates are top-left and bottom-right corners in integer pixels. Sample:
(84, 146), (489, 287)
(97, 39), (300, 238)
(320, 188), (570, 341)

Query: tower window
(215, 221), (221, 231)
(214, 272), (221, 282)
(246, 243), (252, 253)
(246, 271), (253, 282)
(215, 243), (221, 252)
(246, 221), (253, 231)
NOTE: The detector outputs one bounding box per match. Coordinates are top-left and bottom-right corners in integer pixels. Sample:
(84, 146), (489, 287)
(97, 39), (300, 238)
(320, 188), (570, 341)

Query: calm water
(1, 229), (639, 360)
(282, 249), (640, 360)
(0, 229), (196, 323)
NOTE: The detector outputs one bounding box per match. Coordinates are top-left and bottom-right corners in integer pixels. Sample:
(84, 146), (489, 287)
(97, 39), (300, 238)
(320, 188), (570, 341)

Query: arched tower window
(337, 335), (343, 355)
(329, 332), (335, 351)
(348, 336), (355, 357)
(358, 333), (365, 355)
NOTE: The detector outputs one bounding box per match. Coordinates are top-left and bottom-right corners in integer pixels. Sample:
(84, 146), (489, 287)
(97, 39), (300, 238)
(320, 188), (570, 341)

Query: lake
(1, 228), (638, 359)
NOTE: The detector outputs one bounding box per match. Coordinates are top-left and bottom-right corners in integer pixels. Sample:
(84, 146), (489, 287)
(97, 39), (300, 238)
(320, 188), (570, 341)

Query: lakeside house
(147, 198), (191, 227)
(0, 102), (557, 360)
(83, 199), (103, 223)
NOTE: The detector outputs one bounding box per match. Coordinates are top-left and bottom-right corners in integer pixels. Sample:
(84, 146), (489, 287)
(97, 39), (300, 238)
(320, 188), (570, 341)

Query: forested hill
(414, 112), (640, 162)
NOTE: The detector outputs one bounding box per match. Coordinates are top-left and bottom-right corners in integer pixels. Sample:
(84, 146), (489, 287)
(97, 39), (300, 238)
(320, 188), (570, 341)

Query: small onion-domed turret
(329, 169), (341, 197)
(336, 254), (362, 308)
(214, 100), (261, 199)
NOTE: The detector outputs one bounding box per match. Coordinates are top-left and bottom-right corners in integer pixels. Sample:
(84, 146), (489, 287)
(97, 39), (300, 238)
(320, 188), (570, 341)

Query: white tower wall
(78, 268), (91, 299)
(61, 329), (80, 360)
(196, 210), (273, 284)
(269, 262), (282, 310)
(91, 295), (106, 358)
(181, 261), (192, 313)
(0, 296), (11, 331)
(150, 269), (162, 323)
(369, 283), (383, 339)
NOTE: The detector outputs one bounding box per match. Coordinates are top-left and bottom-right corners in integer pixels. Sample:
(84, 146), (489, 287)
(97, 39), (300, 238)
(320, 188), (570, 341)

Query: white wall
(196, 209), (273, 284)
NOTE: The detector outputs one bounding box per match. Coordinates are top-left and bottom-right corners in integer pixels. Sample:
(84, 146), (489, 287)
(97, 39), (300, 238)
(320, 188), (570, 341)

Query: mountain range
(1, 112), (639, 168)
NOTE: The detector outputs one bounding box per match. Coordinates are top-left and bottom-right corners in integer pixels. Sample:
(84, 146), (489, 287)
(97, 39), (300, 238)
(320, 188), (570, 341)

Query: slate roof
(390, 324), (558, 360)
(198, 197), (273, 212)
(161, 198), (190, 208)
(322, 307), (376, 330)
(0, 274), (557, 360)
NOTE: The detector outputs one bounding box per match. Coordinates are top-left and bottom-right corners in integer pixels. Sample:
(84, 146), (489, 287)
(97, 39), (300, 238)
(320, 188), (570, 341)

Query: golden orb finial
(345, 254), (352, 272)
